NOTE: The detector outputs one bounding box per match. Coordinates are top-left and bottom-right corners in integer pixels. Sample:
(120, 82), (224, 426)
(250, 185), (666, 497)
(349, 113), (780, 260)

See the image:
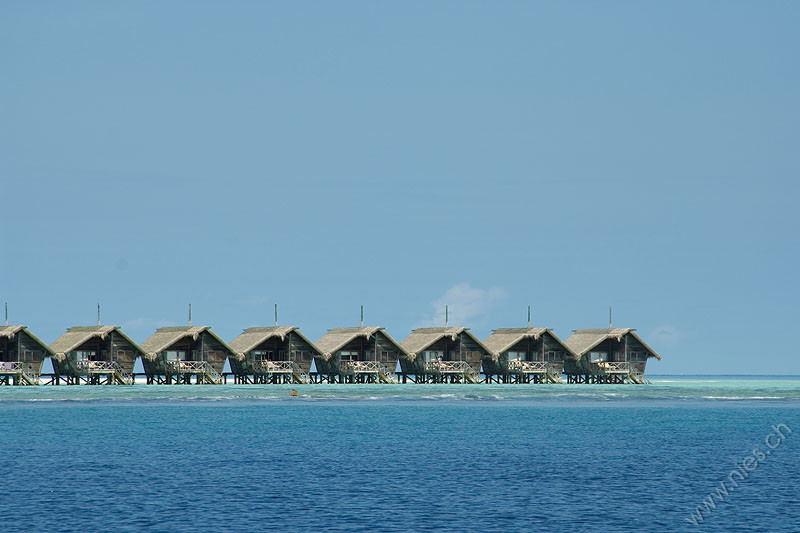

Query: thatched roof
(315, 327), (406, 358)
(564, 328), (661, 360)
(140, 326), (235, 357)
(483, 327), (576, 359)
(228, 326), (321, 356)
(401, 327), (490, 358)
(50, 325), (144, 357)
(0, 325), (54, 355)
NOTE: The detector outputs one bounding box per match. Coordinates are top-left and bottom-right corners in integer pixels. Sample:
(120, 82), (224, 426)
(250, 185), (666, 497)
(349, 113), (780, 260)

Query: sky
(1, 1), (798, 374)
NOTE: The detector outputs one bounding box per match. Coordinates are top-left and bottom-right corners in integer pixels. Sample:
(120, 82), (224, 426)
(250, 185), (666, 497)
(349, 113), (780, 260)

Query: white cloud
(650, 324), (679, 346)
(417, 283), (507, 328)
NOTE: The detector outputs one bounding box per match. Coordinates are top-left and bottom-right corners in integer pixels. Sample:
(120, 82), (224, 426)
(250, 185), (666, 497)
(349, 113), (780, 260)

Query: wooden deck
(0, 362), (39, 386)
(233, 360), (306, 384)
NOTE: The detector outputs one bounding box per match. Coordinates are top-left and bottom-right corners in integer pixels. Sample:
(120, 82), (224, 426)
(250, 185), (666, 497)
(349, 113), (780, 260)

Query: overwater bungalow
(140, 326), (235, 384)
(563, 328), (661, 384)
(398, 327), (487, 383)
(312, 327), (404, 383)
(481, 328), (574, 384)
(228, 326), (321, 384)
(0, 325), (53, 385)
(49, 326), (144, 385)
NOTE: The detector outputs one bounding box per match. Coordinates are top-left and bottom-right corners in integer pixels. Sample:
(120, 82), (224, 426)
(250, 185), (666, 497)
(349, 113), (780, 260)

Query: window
(117, 350), (127, 359)
(24, 350), (34, 362)
(547, 351), (563, 362)
(292, 350), (306, 359)
(589, 351), (607, 363)
(192, 350), (199, 360)
(630, 351), (647, 362)
(423, 351), (443, 362)
(253, 350), (272, 361)
(506, 351), (526, 362)
(166, 351), (186, 361)
(381, 351), (389, 362)
(76, 351), (95, 361)
(339, 351), (357, 361)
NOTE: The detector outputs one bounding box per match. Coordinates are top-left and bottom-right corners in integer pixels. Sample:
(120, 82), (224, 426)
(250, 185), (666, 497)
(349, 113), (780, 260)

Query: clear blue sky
(2, 1), (798, 374)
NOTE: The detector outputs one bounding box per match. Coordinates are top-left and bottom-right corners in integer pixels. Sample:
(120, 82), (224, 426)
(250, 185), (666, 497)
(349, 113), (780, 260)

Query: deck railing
(339, 361), (396, 383)
(76, 360), (119, 373)
(506, 360), (548, 373)
(424, 360), (474, 374)
(0, 361), (40, 384)
(0, 361), (24, 373)
(75, 360), (133, 384)
(340, 361), (385, 374)
(595, 361), (647, 378)
(165, 360), (222, 384)
(596, 361), (632, 374)
(505, 360), (563, 382)
(253, 360), (301, 374)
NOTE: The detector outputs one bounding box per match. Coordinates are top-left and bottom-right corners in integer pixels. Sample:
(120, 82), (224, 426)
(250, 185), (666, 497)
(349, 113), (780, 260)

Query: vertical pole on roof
(275, 304), (278, 327)
(97, 303), (101, 326)
(189, 304), (192, 326)
(4, 302), (7, 326)
(445, 305), (448, 328)
(528, 306), (531, 328)
(360, 305), (364, 328)
(609, 306), (612, 329)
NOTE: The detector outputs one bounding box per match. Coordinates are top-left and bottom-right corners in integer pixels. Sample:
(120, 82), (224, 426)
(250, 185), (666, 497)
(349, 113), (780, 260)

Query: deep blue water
(1, 377), (799, 532)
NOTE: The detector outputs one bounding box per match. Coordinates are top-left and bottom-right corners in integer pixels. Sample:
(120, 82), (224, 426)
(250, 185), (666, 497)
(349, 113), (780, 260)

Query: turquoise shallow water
(1, 377), (799, 532)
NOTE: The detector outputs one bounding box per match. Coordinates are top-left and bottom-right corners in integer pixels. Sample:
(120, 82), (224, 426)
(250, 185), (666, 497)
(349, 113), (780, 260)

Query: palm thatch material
(140, 326), (234, 359)
(564, 328), (661, 360)
(229, 326), (318, 358)
(0, 325), (54, 355)
(400, 327), (490, 362)
(315, 327), (405, 359)
(483, 327), (576, 362)
(50, 326), (143, 359)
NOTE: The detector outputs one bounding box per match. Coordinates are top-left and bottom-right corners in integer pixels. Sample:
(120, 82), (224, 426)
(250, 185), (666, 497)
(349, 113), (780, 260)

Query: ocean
(1, 376), (798, 532)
